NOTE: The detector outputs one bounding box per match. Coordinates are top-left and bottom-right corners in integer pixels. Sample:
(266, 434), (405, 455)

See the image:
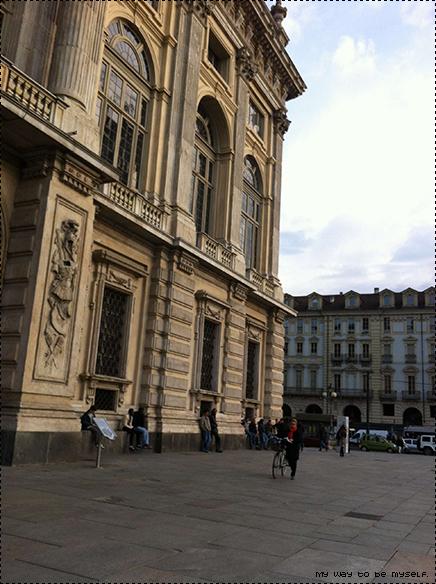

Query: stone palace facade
(1, 0), (305, 463)
(284, 288), (435, 430)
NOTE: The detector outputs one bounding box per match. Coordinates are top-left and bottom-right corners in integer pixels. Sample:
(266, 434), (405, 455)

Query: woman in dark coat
(285, 418), (302, 480)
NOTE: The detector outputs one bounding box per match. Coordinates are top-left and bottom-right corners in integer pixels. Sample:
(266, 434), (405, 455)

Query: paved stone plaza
(2, 448), (434, 584)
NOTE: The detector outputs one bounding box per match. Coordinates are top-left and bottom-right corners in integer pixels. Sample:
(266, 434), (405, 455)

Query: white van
(350, 429), (388, 445)
(418, 435), (436, 455)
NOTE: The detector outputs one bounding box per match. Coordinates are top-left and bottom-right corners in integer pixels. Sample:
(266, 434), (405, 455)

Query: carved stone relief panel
(34, 198), (87, 384)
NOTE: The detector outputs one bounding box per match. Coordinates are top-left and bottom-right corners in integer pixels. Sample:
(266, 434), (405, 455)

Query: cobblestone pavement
(2, 447), (434, 584)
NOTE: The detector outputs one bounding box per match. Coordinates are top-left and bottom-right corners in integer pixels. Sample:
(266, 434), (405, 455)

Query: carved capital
(177, 251), (198, 275)
(186, 0), (216, 21)
(236, 47), (258, 82)
(273, 107), (291, 137)
(274, 309), (286, 324)
(231, 282), (248, 302)
(60, 160), (99, 197)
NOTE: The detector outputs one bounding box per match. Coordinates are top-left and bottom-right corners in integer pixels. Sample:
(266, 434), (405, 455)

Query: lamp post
(322, 385), (337, 432)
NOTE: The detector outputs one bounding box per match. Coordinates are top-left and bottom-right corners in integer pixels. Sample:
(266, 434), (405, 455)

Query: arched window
(240, 156), (262, 269)
(97, 19), (153, 189)
(191, 113), (215, 234)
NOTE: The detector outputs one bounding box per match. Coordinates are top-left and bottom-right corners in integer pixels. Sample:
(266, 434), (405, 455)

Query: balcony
(405, 354), (417, 364)
(345, 355), (358, 364)
(402, 391), (419, 401)
(197, 233), (235, 270)
(339, 389), (373, 399)
(245, 268), (276, 298)
(379, 392), (397, 401)
(1, 58), (67, 127)
(331, 353), (343, 365)
(426, 392), (436, 402)
(102, 183), (167, 231)
(382, 354), (393, 364)
(284, 387), (322, 397)
(359, 355), (372, 366)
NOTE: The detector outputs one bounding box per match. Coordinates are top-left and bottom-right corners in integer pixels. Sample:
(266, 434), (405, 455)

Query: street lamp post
(322, 385), (337, 432)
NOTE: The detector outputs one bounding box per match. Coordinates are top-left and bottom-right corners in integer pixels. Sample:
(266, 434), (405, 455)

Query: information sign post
(93, 418), (117, 468)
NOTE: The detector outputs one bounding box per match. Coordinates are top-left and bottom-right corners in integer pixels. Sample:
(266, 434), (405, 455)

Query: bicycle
(271, 437), (291, 479)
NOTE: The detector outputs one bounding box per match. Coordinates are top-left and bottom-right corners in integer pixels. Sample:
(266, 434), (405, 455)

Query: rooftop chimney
(374, 287), (380, 294)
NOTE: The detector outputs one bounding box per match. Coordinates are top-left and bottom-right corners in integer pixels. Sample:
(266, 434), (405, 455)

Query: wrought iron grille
(96, 286), (129, 377)
(245, 341), (258, 400)
(201, 319), (218, 391)
(94, 388), (118, 412)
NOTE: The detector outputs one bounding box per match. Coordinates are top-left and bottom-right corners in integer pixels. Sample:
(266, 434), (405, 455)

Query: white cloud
(400, 2), (435, 29)
(332, 36), (376, 75)
(279, 26), (434, 295)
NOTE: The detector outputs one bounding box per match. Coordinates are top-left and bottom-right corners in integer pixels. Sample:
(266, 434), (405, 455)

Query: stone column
(270, 107), (290, 277)
(48, 1), (106, 151)
(264, 309), (287, 420)
(49, 1), (106, 110)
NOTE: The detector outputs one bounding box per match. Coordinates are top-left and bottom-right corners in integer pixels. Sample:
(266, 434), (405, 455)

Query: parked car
(402, 438), (419, 454)
(359, 435), (398, 453)
(350, 429), (388, 445)
(417, 435), (436, 455)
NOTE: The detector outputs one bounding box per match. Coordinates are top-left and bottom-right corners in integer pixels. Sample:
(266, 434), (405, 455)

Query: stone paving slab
(2, 448), (434, 584)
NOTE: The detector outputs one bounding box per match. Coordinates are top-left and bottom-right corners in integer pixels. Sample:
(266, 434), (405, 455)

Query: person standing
(209, 408), (223, 453)
(199, 410), (212, 453)
(132, 407), (151, 449)
(248, 418), (258, 449)
(285, 418), (302, 480)
(257, 418), (268, 449)
(319, 425), (329, 451)
(121, 408), (136, 451)
(336, 424), (347, 457)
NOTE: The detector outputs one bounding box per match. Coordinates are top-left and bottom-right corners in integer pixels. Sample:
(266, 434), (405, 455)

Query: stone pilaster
(264, 309), (286, 420)
(164, 5), (205, 244)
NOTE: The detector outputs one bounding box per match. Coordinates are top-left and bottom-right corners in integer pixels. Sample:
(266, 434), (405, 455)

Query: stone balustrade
(102, 182), (166, 231)
(246, 268), (276, 298)
(196, 233), (235, 270)
(1, 58), (67, 126)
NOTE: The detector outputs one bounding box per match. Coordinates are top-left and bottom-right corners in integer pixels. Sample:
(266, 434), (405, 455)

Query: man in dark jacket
(132, 407), (151, 449)
(285, 418), (302, 480)
(80, 405), (99, 445)
(209, 408), (223, 452)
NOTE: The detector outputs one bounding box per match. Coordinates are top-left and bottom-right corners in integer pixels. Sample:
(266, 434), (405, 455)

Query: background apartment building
(1, 0), (305, 463)
(284, 288), (435, 429)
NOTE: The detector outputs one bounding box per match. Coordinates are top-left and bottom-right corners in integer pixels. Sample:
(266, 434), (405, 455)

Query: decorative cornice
(186, 0), (217, 21)
(273, 107), (291, 137)
(274, 309), (286, 324)
(236, 47), (258, 82)
(60, 160), (99, 197)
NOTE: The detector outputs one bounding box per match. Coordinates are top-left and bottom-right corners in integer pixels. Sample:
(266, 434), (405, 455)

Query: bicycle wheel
(272, 451), (282, 479)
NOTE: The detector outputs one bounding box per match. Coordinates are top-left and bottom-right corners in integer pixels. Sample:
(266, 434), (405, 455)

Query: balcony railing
(345, 355), (357, 363)
(339, 389), (373, 399)
(331, 354), (343, 364)
(382, 354), (393, 363)
(246, 268), (276, 298)
(405, 354), (417, 364)
(1, 58), (67, 126)
(402, 391), (419, 401)
(102, 182), (166, 231)
(196, 233), (235, 270)
(379, 392), (397, 401)
(359, 355), (372, 365)
(284, 387), (322, 397)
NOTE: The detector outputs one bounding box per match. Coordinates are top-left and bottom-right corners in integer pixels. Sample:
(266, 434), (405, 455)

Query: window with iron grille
(201, 319), (218, 391)
(94, 388), (118, 412)
(245, 341), (258, 400)
(96, 287), (129, 377)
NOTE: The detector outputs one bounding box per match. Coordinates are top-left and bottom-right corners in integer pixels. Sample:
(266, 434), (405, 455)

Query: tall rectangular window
(311, 342), (318, 354)
(240, 191), (260, 269)
(296, 369), (303, 390)
(334, 343), (341, 358)
(348, 318), (355, 333)
(362, 343), (370, 358)
(384, 374), (392, 393)
(297, 320), (304, 334)
(384, 317), (391, 332)
(245, 341), (259, 400)
(201, 319), (219, 391)
(334, 318), (342, 333)
(406, 318), (414, 333)
(363, 373), (370, 392)
(296, 341), (304, 354)
(248, 101), (264, 138)
(348, 343), (355, 358)
(96, 287), (129, 377)
(311, 319), (318, 333)
(310, 370), (317, 390)
(407, 375), (416, 394)
(334, 373), (341, 391)
(362, 317), (369, 332)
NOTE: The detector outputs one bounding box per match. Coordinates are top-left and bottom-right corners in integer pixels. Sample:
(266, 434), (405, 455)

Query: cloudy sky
(275, 0), (434, 296)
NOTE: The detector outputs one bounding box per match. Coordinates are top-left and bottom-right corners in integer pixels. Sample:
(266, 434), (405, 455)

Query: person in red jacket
(285, 418), (302, 480)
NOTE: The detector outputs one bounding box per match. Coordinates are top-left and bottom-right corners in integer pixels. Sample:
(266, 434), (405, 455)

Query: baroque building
(1, 0), (305, 463)
(284, 288), (435, 430)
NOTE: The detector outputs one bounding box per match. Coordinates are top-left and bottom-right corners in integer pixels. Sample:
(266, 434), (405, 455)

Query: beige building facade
(1, 1), (305, 463)
(284, 288), (435, 429)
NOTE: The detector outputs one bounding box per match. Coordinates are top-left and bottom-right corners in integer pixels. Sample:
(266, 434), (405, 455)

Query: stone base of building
(1, 431), (247, 465)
